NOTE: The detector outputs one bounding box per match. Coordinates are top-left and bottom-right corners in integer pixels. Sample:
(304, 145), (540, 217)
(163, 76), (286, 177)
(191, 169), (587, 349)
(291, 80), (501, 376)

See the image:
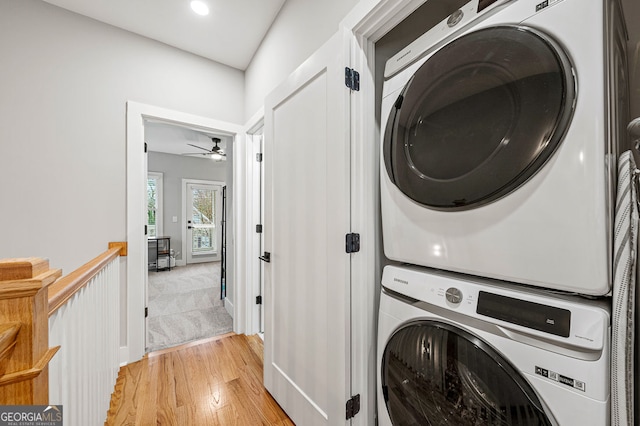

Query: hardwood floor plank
(105, 334), (292, 426)
(136, 354), (159, 426)
(155, 355), (179, 425)
(170, 350), (193, 408)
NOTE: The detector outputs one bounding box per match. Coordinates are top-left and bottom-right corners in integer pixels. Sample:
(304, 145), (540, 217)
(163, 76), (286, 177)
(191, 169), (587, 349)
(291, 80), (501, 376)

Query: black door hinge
(345, 67), (360, 91)
(145, 307), (148, 318)
(144, 225), (148, 236)
(346, 233), (360, 253)
(256, 295), (262, 305)
(144, 142), (148, 153)
(256, 224), (263, 233)
(346, 394), (360, 420)
(257, 153), (263, 162)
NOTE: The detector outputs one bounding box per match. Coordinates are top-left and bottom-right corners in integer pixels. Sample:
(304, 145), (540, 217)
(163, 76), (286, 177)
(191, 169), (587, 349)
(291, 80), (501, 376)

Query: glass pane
(191, 188), (214, 225)
(192, 227), (215, 253)
(147, 178), (157, 238)
(190, 186), (217, 254)
(381, 322), (551, 425)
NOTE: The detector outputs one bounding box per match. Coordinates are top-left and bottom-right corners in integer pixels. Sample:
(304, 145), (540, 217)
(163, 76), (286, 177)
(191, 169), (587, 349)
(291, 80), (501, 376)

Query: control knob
(445, 287), (463, 305)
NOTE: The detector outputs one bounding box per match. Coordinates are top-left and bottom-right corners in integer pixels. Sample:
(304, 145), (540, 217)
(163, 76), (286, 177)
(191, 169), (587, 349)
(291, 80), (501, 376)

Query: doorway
(125, 101), (245, 361)
(145, 126), (232, 352)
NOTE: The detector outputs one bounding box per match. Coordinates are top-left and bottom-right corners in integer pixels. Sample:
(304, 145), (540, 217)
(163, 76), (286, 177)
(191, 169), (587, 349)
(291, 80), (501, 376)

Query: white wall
(243, 0), (359, 120)
(148, 152), (227, 260)
(0, 0), (244, 276)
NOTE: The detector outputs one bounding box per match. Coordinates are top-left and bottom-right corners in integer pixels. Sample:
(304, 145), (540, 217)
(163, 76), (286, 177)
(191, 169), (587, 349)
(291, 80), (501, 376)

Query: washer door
(381, 321), (554, 425)
(383, 26), (575, 210)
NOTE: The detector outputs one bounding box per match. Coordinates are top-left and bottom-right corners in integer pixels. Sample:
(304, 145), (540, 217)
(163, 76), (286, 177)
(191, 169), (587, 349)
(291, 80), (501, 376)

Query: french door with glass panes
(186, 182), (222, 264)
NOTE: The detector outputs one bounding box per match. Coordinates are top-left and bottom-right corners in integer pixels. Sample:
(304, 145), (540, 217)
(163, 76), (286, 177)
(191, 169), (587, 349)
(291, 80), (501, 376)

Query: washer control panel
(445, 287), (463, 306)
(381, 265), (609, 352)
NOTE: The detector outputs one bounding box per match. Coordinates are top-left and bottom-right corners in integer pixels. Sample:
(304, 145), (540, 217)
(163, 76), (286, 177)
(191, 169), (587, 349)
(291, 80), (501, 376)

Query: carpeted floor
(146, 262), (233, 352)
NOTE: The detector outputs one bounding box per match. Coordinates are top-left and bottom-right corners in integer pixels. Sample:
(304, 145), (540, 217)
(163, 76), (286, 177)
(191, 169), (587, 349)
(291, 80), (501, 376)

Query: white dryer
(377, 265), (611, 425)
(380, 0), (629, 295)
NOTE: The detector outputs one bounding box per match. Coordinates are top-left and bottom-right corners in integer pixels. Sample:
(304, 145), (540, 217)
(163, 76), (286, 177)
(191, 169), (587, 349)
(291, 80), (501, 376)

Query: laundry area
(375, 0), (637, 424)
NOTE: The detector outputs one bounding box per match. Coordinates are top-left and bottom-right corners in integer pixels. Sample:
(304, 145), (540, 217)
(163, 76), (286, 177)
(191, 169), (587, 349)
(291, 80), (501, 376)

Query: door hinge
(256, 153), (263, 162)
(346, 233), (360, 253)
(346, 394), (360, 420)
(145, 307), (148, 318)
(144, 142), (148, 153)
(144, 225), (148, 236)
(256, 295), (262, 305)
(256, 224), (263, 233)
(345, 67), (360, 91)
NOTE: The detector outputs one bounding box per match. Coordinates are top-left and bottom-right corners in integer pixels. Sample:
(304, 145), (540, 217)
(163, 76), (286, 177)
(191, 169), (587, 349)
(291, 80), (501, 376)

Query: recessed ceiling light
(190, 1), (209, 16)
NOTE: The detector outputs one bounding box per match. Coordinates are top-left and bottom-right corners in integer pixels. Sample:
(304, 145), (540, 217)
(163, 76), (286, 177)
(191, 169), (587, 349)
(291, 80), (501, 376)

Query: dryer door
(381, 321), (554, 425)
(383, 25), (575, 210)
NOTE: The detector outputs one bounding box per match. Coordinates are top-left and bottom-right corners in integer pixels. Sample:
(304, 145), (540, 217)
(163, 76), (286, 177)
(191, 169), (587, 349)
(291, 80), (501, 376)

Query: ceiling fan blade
(187, 143), (212, 152)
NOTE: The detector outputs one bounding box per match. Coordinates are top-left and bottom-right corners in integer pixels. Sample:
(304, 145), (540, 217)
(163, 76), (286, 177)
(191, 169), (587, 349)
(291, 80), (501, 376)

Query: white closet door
(263, 30), (352, 426)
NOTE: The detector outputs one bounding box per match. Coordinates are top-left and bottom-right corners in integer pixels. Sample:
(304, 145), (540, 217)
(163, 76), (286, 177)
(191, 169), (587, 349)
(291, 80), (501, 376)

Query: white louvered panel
(48, 257), (120, 426)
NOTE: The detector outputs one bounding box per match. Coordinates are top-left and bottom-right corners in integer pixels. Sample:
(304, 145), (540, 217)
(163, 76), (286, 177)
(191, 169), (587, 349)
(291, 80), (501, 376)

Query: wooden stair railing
(0, 258), (61, 404)
(0, 242), (126, 406)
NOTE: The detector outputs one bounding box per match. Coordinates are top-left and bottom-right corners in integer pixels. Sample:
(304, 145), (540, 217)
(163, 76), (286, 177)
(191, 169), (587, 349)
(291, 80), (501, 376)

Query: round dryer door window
(381, 322), (554, 425)
(383, 26), (575, 210)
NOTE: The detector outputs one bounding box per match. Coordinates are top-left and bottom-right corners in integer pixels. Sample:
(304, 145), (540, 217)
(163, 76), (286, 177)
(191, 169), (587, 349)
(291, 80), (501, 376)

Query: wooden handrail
(0, 243), (126, 405)
(48, 247), (122, 317)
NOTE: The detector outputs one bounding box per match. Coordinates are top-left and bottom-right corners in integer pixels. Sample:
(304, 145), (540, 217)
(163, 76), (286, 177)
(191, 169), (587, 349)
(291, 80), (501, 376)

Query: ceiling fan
(182, 137), (226, 160)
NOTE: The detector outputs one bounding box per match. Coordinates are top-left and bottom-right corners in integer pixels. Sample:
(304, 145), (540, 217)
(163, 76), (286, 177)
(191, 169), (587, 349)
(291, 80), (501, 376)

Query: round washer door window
(383, 25), (575, 210)
(381, 321), (554, 425)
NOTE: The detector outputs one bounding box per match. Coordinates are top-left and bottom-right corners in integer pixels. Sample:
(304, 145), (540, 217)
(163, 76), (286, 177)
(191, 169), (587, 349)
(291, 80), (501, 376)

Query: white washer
(380, 0), (629, 295)
(377, 265), (611, 425)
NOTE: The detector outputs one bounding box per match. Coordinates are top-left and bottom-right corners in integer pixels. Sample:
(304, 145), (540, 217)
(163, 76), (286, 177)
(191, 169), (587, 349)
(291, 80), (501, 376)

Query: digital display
(477, 291), (571, 337)
(478, 0), (501, 12)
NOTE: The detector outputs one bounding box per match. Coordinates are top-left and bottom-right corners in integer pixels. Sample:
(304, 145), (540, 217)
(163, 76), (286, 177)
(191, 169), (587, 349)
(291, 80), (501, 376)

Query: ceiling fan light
(190, 1), (209, 16)
(211, 152), (223, 160)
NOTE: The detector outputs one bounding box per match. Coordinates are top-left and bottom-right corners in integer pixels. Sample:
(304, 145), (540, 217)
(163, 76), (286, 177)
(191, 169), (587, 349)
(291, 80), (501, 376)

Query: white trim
(147, 171), (164, 238)
(232, 132), (247, 334)
(126, 101), (242, 363)
(223, 297), (234, 319)
(182, 179), (225, 264)
(340, 2), (430, 425)
(242, 107), (265, 336)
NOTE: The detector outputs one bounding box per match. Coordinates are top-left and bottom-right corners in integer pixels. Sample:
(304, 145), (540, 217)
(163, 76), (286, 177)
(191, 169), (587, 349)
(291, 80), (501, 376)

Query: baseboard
(224, 298), (234, 319)
(119, 345), (129, 366)
(176, 259), (187, 267)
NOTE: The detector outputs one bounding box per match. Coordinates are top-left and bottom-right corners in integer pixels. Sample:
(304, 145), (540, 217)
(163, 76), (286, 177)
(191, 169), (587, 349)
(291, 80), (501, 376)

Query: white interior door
(264, 31), (352, 426)
(186, 181), (222, 264)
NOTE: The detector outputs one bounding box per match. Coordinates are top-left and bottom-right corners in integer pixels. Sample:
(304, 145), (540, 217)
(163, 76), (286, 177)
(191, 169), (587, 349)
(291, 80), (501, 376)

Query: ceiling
(41, 0), (286, 70)
(145, 121), (232, 160)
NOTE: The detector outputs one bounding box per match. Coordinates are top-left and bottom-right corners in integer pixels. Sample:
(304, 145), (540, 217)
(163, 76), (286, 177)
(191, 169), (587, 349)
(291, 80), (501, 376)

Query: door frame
(182, 179), (225, 264)
(336, 2), (440, 424)
(126, 101), (243, 363)
(242, 108), (265, 336)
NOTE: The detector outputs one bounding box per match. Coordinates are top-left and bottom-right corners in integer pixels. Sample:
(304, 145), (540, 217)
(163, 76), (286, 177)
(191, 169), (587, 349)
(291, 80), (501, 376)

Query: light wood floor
(105, 333), (294, 425)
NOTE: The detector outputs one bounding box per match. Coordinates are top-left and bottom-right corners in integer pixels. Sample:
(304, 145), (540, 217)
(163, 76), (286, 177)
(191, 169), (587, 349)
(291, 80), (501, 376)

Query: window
(147, 172), (163, 238)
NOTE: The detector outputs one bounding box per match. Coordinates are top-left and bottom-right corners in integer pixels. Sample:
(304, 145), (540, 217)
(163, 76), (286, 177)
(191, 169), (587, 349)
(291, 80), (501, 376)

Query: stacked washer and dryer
(377, 0), (631, 424)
